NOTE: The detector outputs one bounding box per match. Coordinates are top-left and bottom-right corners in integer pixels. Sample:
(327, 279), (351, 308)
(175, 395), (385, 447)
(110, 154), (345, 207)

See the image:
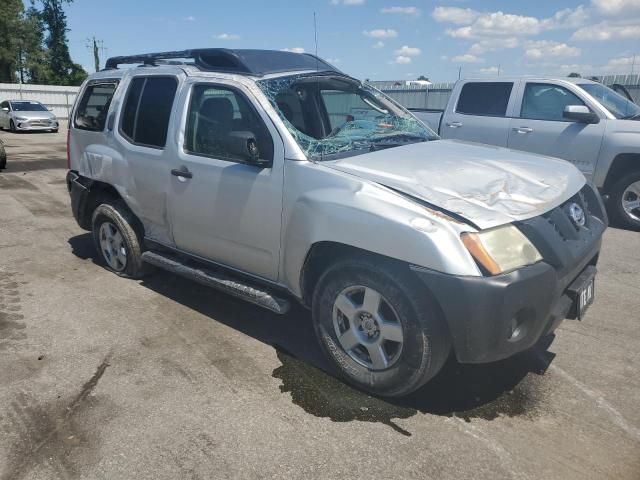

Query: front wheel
(9, 120), (16, 133)
(609, 171), (640, 231)
(91, 200), (150, 279)
(312, 256), (451, 397)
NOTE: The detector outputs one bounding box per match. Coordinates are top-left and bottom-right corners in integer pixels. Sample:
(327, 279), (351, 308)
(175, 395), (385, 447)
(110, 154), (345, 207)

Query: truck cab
(415, 77), (640, 230)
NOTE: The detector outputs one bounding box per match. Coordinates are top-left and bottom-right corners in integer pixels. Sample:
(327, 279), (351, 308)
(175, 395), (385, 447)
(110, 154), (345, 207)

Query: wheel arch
(602, 153), (640, 193)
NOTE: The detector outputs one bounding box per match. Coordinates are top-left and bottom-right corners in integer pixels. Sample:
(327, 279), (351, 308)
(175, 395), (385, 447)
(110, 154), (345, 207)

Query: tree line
(0, 0), (87, 86)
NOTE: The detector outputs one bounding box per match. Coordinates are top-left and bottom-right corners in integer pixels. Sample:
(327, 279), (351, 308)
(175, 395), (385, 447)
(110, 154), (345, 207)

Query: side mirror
(1, 107), (8, 112)
(224, 131), (270, 167)
(47, 106), (53, 111)
(563, 105), (600, 124)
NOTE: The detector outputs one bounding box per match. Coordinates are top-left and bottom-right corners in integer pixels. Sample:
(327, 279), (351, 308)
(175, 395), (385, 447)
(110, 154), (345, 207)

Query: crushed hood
(325, 140), (586, 230)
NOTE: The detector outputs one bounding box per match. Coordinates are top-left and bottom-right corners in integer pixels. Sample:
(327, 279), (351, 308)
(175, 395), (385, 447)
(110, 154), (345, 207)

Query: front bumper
(415, 182), (607, 364)
(13, 119), (58, 130)
(413, 238), (600, 363)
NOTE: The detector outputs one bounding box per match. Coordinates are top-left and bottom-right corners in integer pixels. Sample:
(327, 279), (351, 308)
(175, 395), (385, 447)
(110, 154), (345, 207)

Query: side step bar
(141, 251), (291, 315)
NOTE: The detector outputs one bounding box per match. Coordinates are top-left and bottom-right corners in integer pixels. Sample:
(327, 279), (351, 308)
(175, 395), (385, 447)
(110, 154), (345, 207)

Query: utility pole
(457, 66), (462, 80)
(497, 64), (501, 76)
(86, 37), (106, 72)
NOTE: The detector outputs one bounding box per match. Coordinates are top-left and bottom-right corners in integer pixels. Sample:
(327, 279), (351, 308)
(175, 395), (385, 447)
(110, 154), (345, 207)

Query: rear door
(507, 81), (605, 178)
(440, 81), (518, 146)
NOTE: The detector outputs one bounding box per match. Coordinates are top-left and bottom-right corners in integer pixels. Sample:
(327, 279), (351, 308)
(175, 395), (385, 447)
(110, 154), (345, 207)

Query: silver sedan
(0, 100), (59, 133)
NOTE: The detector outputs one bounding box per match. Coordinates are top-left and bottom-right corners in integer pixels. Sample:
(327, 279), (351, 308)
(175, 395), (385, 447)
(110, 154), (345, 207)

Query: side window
(74, 82), (118, 131)
(185, 84), (273, 162)
(521, 83), (586, 121)
(120, 76), (177, 148)
(456, 82), (514, 117)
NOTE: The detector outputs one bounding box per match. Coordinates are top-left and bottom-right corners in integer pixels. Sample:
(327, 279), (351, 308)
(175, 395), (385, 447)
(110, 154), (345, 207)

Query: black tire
(608, 170), (640, 231)
(312, 255), (451, 397)
(91, 200), (150, 279)
(0, 147), (6, 170)
(9, 120), (16, 133)
(51, 129), (58, 133)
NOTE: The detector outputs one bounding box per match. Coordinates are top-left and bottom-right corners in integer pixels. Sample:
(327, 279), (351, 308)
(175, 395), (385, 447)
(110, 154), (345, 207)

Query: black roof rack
(104, 48), (341, 77)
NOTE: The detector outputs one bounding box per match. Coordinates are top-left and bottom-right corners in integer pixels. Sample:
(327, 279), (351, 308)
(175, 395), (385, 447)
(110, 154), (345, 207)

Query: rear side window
(74, 82), (118, 131)
(120, 76), (177, 148)
(456, 82), (514, 117)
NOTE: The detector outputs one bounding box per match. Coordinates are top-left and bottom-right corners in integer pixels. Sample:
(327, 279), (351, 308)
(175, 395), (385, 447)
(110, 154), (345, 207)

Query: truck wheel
(609, 171), (640, 231)
(91, 200), (149, 279)
(312, 256), (451, 397)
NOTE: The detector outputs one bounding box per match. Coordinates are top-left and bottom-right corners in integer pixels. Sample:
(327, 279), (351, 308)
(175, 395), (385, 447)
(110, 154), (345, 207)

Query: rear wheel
(312, 256), (450, 397)
(91, 200), (149, 279)
(609, 171), (640, 231)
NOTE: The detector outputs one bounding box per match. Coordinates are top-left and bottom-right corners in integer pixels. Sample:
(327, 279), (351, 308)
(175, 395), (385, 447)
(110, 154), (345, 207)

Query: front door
(508, 82), (605, 178)
(167, 81), (284, 281)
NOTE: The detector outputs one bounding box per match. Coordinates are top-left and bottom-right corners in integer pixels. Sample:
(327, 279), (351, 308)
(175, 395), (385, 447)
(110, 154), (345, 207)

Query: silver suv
(67, 49), (607, 397)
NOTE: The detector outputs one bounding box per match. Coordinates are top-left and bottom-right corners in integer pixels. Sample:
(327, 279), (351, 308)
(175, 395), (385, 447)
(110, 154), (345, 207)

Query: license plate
(577, 277), (595, 320)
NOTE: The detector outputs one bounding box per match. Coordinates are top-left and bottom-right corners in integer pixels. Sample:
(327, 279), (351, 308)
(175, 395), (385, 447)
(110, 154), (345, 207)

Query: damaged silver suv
(67, 49), (607, 397)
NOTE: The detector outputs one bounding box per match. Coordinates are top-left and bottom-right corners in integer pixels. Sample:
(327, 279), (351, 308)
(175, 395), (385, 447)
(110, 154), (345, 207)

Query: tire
(312, 255), (451, 397)
(608, 170), (640, 231)
(91, 200), (150, 279)
(0, 147), (6, 170)
(51, 129), (58, 133)
(9, 120), (16, 133)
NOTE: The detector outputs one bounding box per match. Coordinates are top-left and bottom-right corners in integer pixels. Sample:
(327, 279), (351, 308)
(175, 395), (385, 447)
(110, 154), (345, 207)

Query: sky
(53, 0), (640, 81)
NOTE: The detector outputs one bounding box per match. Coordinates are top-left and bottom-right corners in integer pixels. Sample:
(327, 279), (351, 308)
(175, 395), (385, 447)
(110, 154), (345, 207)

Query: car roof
(460, 76), (600, 85)
(103, 48), (341, 78)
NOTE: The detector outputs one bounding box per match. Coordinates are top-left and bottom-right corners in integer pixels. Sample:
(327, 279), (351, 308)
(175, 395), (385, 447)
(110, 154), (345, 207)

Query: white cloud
(381, 6), (420, 16)
(394, 45), (421, 56)
(183, 16), (196, 21)
(572, 19), (640, 41)
(372, 41), (385, 48)
(469, 37), (519, 55)
(452, 54), (484, 63)
(331, 0), (365, 5)
(215, 33), (240, 40)
(326, 58), (341, 64)
(394, 55), (412, 64)
(591, 0), (640, 16)
(281, 47), (305, 53)
(432, 7), (479, 25)
(479, 66), (500, 75)
(434, 6), (589, 40)
(363, 29), (398, 38)
(525, 40), (581, 59)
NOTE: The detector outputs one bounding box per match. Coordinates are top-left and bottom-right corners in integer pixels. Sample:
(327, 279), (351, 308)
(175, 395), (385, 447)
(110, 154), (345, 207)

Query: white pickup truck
(412, 77), (640, 230)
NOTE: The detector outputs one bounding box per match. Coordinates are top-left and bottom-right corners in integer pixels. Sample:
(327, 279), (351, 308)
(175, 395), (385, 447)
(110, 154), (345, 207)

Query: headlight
(461, 225), (542, 275)
(15, 116), (28, 121)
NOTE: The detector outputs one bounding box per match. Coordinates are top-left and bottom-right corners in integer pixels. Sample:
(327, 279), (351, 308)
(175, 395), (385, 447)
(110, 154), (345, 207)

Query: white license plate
(577, 278), (595, 319)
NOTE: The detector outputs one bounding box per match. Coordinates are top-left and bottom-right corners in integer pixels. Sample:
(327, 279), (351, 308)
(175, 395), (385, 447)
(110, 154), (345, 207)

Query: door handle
(512, 127), (533, 134)
(446, 122), (463, 128)
(171, 166), (193, 179)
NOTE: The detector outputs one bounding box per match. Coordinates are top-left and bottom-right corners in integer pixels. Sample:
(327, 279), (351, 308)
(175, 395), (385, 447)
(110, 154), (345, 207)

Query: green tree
(17, 7), (50, 84)
(0, 0), (24, 82)
(39, 0), (86, 85)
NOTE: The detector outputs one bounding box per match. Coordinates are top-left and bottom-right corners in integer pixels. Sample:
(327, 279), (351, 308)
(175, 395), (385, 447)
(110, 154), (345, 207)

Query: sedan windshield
(10, 101), (48, 112)
(577, 83), (640, 119)
(258, 73), (437, 160)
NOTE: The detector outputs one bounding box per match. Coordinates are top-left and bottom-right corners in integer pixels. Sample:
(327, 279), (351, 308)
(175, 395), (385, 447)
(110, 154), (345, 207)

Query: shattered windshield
(258, 73), (437, 160)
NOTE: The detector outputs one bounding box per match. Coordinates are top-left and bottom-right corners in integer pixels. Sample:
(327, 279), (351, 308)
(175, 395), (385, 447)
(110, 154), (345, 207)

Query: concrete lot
(1, 124), (639, 480)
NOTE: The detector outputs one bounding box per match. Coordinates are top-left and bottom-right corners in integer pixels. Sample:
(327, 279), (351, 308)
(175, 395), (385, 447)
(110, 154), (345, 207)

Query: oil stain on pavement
(273, 341), (554, 434)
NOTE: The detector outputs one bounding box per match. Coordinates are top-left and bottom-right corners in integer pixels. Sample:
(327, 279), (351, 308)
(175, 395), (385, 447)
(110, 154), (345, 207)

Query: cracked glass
(257, 74), (437, 161)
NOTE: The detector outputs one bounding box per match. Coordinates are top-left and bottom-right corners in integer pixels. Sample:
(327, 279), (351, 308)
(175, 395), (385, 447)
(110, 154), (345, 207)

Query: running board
(141, 251), (291, 315)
